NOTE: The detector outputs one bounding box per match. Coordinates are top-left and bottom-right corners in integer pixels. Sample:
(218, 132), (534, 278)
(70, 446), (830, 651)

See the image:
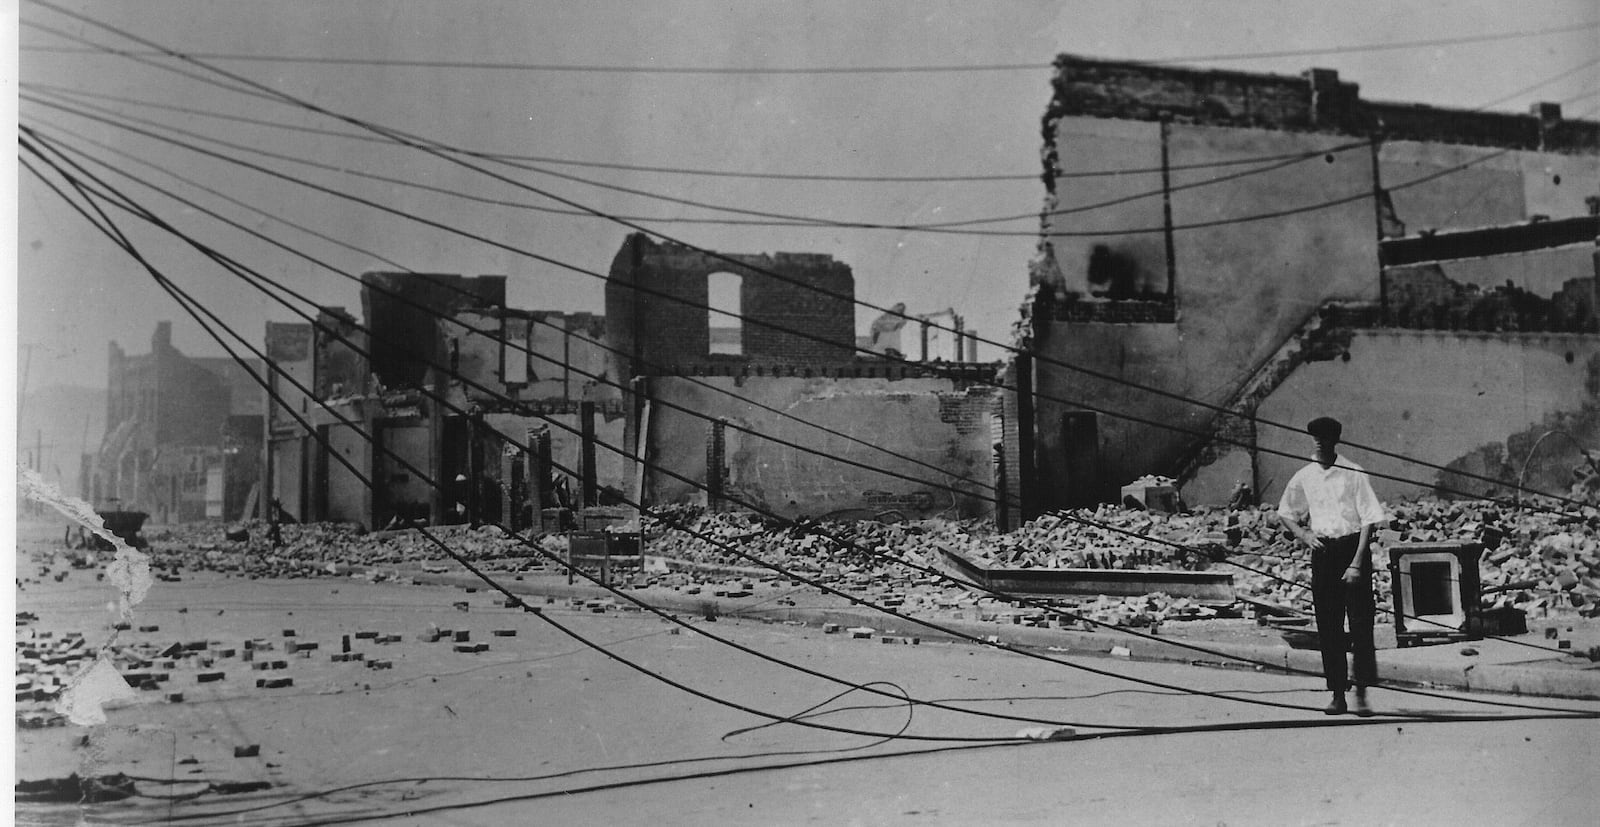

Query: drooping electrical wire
(27, 125), (1585, 684)
(27, 146), (1065, 746)
(37, 135), (1336, 731)
(27, 80), (1393, 184)
(24, 136), (1357, 715)
(22, 18), (1599, 73)
(25, 115), (1016, 523)
(25, 91), (1591, 519)
(18, 78), (1376, 234)
(28, 149), (1587, 806)
(22, 5), (1600, 512)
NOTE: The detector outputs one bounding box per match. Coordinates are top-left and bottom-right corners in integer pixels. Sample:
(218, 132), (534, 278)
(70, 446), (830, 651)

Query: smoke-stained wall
(1033, 117), (1379, 504)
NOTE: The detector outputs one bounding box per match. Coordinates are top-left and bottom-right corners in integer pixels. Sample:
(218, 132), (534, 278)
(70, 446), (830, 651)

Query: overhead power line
(34, 123), (1593, 735)
(30, 119), (1014, 509)
(21, 18), (1599, 73)
(26, 2), (1599, 513)
(40, 13), (1585, 511)
(28, 143), (1092, 743)
(27, 124), (1587, 665)
(18, 142), (1521, 719)
(22, 24), (1600, 237)
(30, 116), (1011, 515)
(25, 92), (1595, 515)
(20, 82), (1374, 235)
(24, 141), (1367, 721)
(28, 80), (1378, 183)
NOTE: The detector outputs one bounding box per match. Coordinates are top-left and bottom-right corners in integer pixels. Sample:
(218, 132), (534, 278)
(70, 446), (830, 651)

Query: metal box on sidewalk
(1388, 542), (1482, 648)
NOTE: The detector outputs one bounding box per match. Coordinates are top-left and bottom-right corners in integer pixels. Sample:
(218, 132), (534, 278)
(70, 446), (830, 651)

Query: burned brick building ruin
(260, 272), (623, 532)
(241, 241), (1004, 532)
(1023, 55), (1599, 511)
(607, 234), (1004, 524)
(97, 57), (1596, 532)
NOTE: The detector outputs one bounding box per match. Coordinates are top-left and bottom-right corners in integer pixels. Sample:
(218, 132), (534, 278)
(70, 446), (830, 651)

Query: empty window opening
(708, 272), (743, 356)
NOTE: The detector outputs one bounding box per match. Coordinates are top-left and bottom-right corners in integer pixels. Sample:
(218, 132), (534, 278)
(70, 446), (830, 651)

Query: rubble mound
(125, 496), (1597, 619)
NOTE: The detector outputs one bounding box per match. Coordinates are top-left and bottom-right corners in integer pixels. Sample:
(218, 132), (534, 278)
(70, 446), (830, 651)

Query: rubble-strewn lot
(107, 496), (1600, 626)
(15, 498), (1600, 817)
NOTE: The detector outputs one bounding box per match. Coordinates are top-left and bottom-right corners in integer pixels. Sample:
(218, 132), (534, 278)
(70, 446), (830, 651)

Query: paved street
(17, 552), (1600, 826)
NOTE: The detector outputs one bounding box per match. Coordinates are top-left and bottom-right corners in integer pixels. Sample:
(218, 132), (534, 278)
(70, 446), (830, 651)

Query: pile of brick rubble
(127, 496), (1598, 620)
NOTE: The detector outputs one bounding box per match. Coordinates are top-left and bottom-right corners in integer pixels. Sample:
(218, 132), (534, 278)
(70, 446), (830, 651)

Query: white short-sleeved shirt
(1277, 455), (1387, 538)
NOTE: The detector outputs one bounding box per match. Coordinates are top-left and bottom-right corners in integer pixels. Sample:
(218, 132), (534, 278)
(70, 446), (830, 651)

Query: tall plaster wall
(644, 376), (996, 521)
(1377, 141), (1599, 235)
(1240, 330), (1599, 505)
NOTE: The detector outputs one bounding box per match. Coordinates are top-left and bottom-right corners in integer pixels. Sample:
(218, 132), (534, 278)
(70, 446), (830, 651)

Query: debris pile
(97, 495), (1600, 619)
(15, 623), (88, 729)
(142, 521), (551, 576)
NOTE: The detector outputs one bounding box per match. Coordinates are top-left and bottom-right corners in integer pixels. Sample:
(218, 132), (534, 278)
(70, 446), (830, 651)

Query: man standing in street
(1277, 416), (1388, 716)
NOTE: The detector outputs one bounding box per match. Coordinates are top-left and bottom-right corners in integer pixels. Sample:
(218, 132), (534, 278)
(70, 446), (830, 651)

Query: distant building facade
(92, 321), (263, 523)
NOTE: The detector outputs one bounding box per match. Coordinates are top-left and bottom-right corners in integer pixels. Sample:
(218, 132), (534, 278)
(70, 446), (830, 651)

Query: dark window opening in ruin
(708, 271), (743, 356)
(1086, 244), (1168, 302)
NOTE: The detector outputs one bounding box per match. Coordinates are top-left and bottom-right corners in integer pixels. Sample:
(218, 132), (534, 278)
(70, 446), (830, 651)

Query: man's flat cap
(1306, 417), (1342, 441)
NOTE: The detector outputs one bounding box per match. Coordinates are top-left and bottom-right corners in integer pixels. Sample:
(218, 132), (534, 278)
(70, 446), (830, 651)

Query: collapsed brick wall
(644, 361), (1002, 382)
(995, 383), (1022, 531)
(1044, 58), (1343, 150)
(606, 234), (857, 377)
(1037, 292), (1176, 324)
(1386, 266), (1599, 333)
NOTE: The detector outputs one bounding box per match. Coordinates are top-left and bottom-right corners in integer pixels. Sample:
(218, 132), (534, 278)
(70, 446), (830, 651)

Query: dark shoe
(1352, 690), (1373, 717)
(1323, 693), (1347, 715)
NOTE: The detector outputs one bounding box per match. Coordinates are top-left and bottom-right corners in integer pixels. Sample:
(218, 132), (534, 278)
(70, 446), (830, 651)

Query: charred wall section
(361, 272), (505, 390)
(606, 234), (857, 380)
(1043, 55), (1596, 177)
(1030, 55), (1599, 510)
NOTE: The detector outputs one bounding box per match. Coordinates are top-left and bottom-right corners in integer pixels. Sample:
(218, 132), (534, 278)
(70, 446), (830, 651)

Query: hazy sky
(12, 0), (1600, 392)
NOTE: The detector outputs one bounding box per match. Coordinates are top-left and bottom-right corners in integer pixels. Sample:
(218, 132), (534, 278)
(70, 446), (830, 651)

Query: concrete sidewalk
(397, 567), (1600, 701)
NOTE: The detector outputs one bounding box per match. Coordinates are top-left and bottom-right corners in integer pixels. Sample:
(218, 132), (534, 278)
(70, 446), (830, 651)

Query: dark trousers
(1311, 533), (1377, 692)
